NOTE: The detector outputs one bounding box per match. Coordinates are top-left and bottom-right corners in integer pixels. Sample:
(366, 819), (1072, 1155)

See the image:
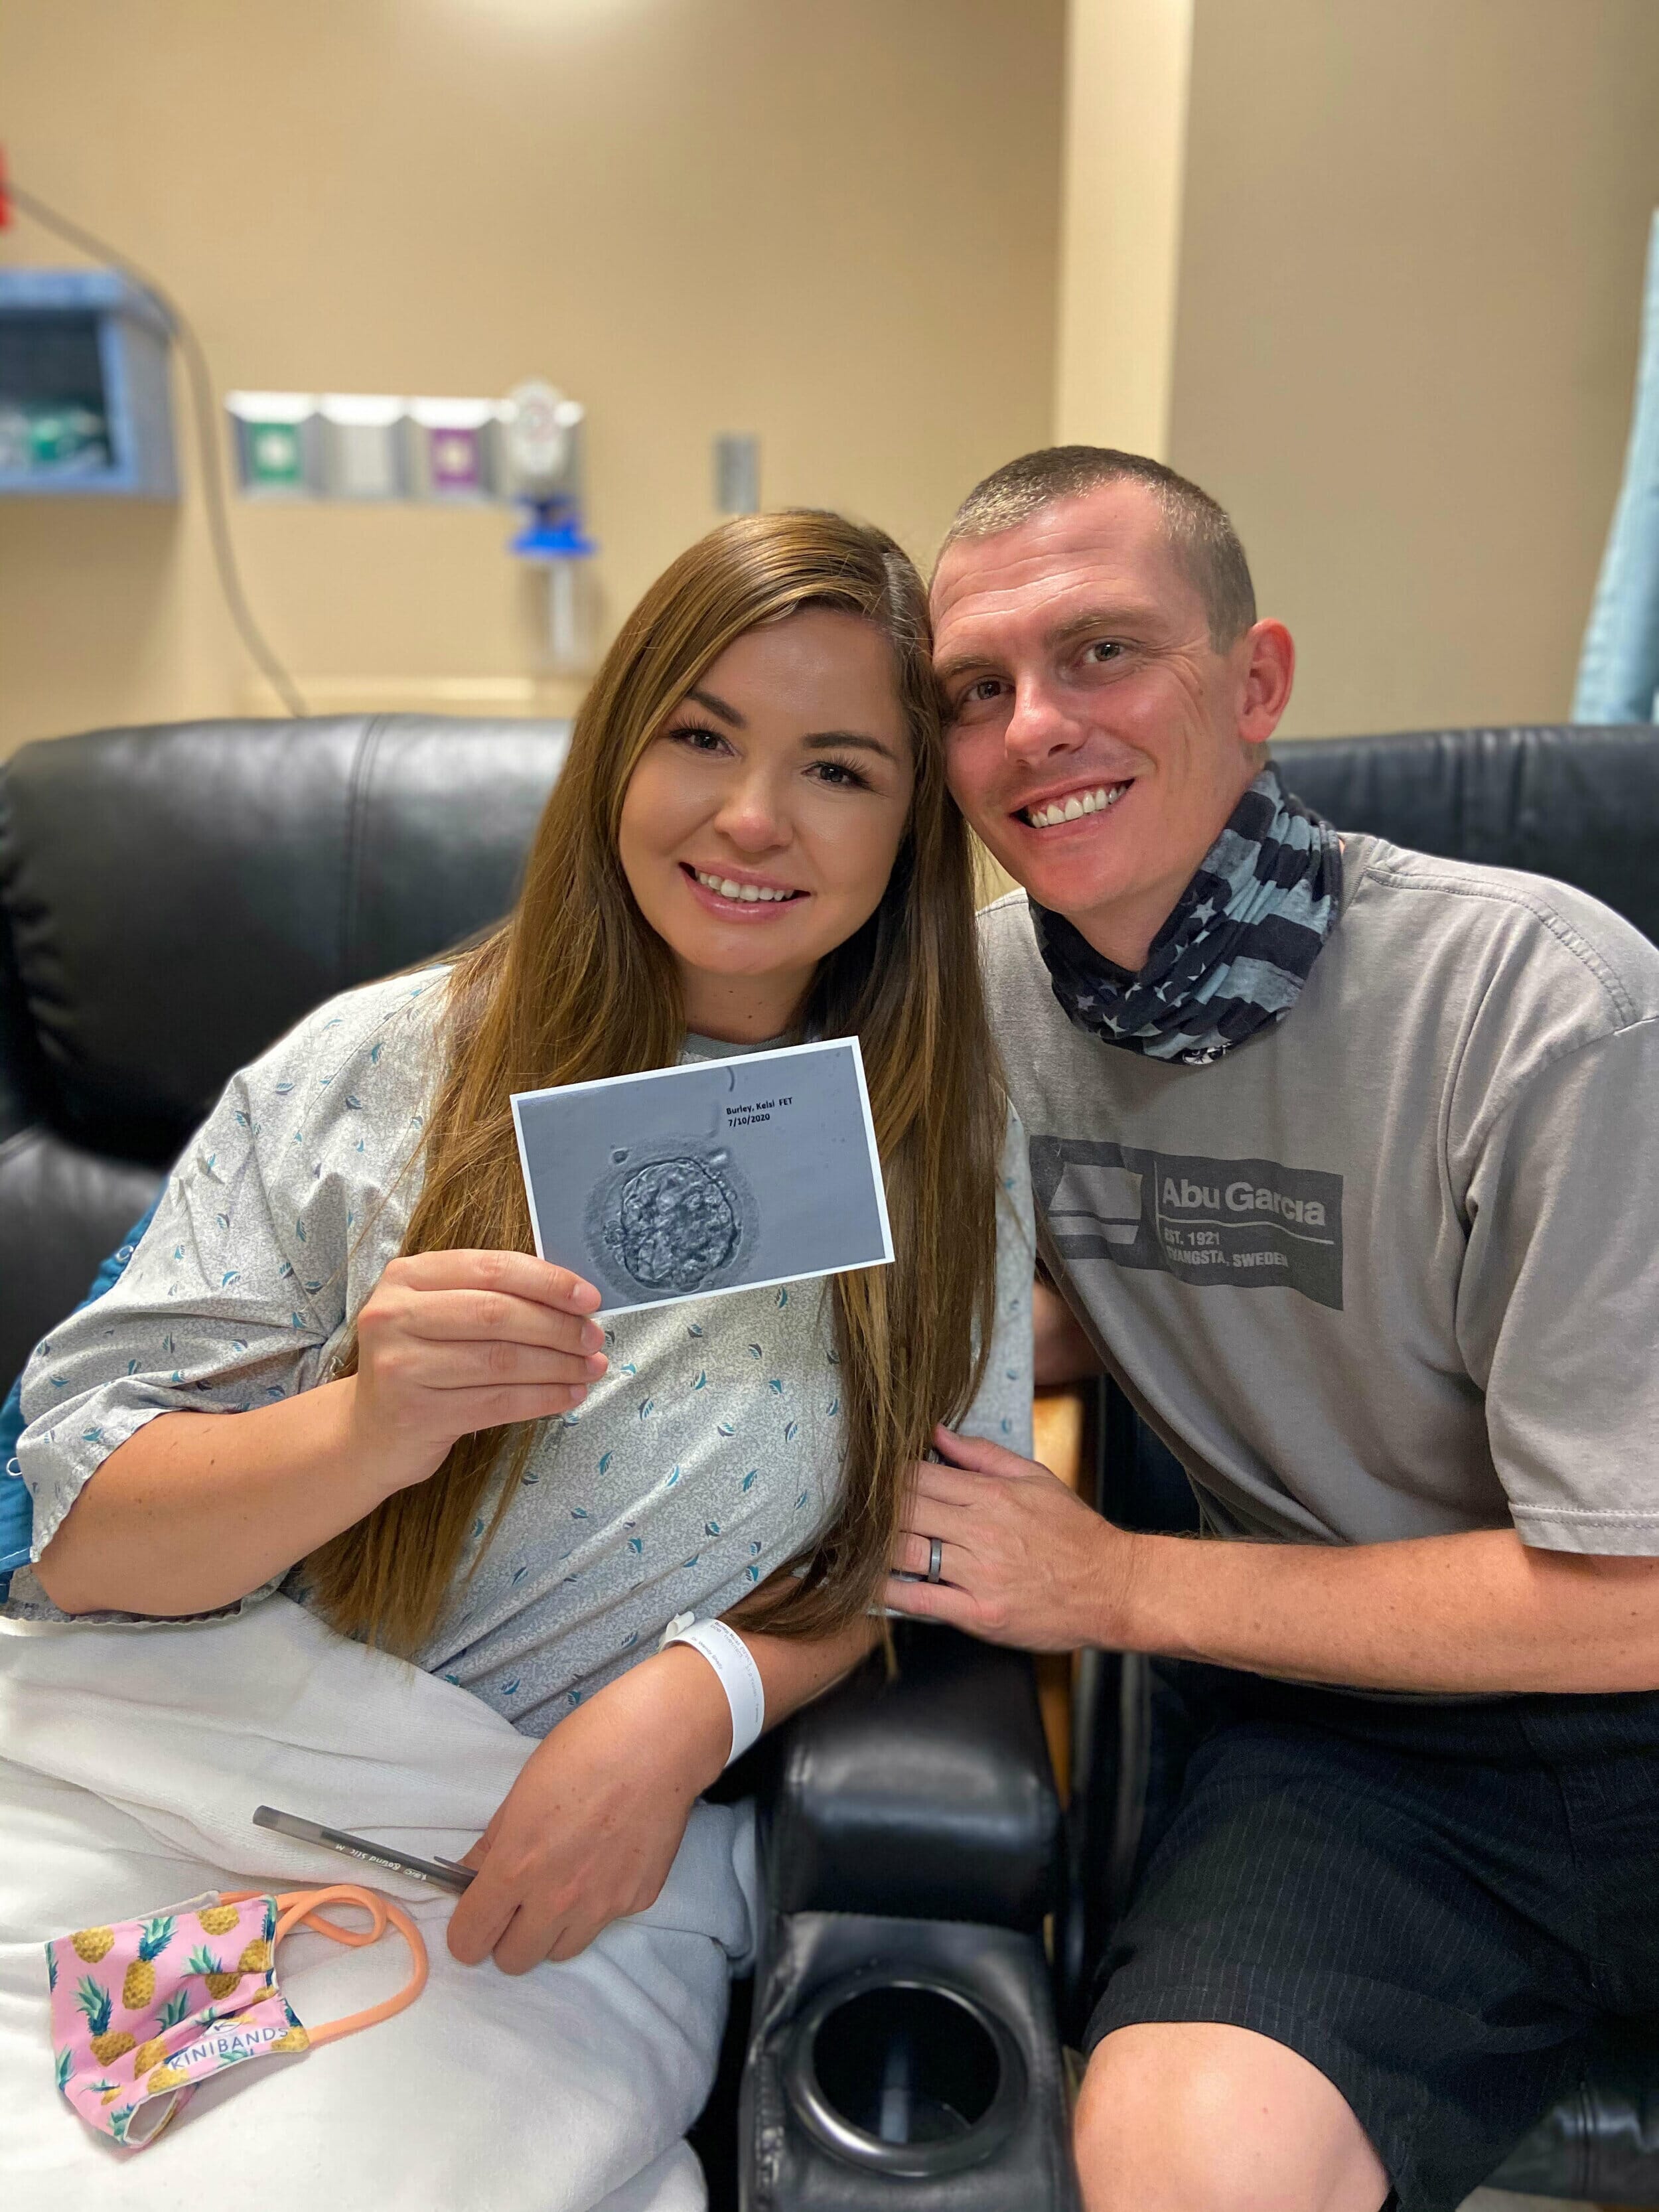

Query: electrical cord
(5, 175), (309, 717)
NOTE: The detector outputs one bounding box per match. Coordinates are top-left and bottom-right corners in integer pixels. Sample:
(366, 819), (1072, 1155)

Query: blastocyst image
(615, 1155), (743, 1291)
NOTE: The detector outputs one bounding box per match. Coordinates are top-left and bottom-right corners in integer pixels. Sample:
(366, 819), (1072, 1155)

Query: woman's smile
(680, 861), (810, 915)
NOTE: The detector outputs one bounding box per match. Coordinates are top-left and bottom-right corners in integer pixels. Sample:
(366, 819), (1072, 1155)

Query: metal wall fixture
(224, 392), (319, 499)
(319, 394), (407, 500)
(405, 397), (503, 500)
(713, 431), (760, 515)
(223, 378), (599, 672)
(223, 386), (581, 506)
(0, 267), (177, 498)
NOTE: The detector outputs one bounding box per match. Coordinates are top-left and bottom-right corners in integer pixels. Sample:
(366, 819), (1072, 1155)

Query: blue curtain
(1573, 210), (1659, 726)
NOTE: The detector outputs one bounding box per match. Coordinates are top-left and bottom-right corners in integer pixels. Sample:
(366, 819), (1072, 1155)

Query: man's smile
(1012, 777), (1134, 830)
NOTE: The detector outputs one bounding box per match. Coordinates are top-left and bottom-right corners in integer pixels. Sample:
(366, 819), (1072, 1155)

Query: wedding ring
(927, 1536), (944, 1584)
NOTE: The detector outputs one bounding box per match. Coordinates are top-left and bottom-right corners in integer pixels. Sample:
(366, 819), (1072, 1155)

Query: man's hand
(885, 1424), (1132, 1651)
(893, 1429), (1659, 1695)
(446, 1646), (729, 1974)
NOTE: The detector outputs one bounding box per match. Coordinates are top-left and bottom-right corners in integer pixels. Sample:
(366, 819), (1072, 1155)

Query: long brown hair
(309, 510), (1003, 1653)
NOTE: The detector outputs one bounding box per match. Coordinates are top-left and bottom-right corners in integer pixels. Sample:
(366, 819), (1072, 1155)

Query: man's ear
(1236, 620), (1295, 745)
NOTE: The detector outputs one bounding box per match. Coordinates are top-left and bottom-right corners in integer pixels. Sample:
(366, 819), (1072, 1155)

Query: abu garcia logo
(1031, 1136), (1346, 1311)
(1161, 1175), (1331, 1228)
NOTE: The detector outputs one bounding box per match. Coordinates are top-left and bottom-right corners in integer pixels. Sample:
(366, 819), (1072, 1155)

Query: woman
(3, 511), (1032, 2210)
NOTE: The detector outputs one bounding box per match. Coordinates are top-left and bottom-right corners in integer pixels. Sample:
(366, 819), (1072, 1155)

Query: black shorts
(1084, 1659), (1659, 2212)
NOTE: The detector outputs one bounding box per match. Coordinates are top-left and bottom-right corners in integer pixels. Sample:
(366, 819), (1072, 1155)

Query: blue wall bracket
(0, 267), (178, 498)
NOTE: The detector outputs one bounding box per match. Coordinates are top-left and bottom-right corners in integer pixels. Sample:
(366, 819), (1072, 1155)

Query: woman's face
(618, 607), (917, 1041)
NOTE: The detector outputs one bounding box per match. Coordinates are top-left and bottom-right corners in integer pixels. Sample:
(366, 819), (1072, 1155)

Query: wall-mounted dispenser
(406, 397), (500, 500)
(319, 394), (406, 500)
(220, 376), (599, 674)
(225, 392), (320, 498)
(0, 267), (177, 496)
(222, 385), (573, 514)
(502, 380), (597, 674)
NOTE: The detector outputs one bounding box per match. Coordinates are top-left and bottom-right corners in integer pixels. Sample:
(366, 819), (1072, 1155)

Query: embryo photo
(514, 1037), (893, 1314)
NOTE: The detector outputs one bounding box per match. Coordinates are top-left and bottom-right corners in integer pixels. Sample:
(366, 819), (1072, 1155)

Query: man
(885, 447), (1659, 2212)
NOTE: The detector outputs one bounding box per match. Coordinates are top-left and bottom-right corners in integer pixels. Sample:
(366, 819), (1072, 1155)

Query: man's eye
(956, 678), (1004, 711)
(1084, 640), (1125, 664)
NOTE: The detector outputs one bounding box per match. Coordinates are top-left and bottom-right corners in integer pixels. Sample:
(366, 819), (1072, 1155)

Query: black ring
(927, 1536), (944, 1583)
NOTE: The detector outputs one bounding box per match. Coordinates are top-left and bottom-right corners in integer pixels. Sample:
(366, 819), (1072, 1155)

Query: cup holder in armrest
(784, 1969), (1027, 2179)
(745, 1911), (1078, 2209)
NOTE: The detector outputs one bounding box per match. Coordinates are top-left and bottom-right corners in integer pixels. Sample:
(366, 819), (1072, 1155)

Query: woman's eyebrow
(685, 686), (745, 726)
(681, 689), (895, 763)
(804, 730), (899, 761)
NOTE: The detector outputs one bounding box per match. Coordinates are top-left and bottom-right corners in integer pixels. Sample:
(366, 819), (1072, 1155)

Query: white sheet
(0, 1596), (756, 2211)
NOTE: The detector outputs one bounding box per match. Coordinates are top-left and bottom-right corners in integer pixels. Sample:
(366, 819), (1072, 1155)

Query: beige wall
(0, 0), (1064, 753)
(1054, 0), (1191, 456)
(1168, 0), (1659, 739)
(11, 3), (1658, 759)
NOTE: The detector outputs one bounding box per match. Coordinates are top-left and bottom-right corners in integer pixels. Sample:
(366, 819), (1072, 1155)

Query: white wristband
(661, 1615), (766, 1768)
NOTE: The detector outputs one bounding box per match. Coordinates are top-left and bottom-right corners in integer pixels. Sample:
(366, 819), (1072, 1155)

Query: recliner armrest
(765, 1621), (1063, 1931)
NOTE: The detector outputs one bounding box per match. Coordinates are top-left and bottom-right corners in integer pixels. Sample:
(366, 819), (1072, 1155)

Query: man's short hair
(938, 445), (1257, 648)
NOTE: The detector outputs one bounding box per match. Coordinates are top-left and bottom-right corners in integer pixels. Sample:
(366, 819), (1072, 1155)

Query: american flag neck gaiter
(1030, 764), (1343, 1067)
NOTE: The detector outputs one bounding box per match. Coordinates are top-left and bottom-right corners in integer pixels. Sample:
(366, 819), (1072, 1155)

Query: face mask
(48, 1882), (426, 2150)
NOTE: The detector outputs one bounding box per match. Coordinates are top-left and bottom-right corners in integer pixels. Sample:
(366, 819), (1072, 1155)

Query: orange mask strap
(222, 1884), (429, 2047)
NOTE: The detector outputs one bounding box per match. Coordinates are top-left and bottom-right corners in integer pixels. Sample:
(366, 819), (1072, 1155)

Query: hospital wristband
(660, 1615), (766, 1768)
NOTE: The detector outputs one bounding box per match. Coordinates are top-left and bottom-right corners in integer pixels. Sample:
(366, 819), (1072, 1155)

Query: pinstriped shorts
(1084, 1659), (1659, 2212)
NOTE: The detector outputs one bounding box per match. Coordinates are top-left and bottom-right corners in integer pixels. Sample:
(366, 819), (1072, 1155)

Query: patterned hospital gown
(13, 970), (1035, 1735)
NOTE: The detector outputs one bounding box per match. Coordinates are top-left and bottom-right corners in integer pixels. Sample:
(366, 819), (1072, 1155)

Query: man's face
(932, 482), (1289, 966)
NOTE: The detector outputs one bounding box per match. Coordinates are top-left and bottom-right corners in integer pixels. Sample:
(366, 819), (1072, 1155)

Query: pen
(252, 1805), (476, 1894)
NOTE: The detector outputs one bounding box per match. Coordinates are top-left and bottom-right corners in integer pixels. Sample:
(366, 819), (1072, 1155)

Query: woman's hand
(446, 1592), (876, 1974)
(33, 1251), (607, 1619)
(348, 1249), (609, 1499)
(446, 1647), (732, 1974)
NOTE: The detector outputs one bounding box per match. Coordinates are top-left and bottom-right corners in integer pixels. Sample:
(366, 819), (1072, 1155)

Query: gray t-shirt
(13, 970), (1033, 1732)
(981, 835), (1659, 1555)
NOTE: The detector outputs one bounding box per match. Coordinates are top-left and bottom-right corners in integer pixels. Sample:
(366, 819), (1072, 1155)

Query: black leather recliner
(12, 715), (1657, 2203)
(0, 713), (1070, 2210)
(1064, 723), (1659, 2207)
(0, 715), (578, 1382)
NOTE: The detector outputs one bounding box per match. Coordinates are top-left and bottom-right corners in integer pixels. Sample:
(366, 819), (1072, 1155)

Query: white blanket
(0, 1596), (757, 2212)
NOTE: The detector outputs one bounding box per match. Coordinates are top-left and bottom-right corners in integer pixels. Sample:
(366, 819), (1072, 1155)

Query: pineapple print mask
(48, 1883), (427, 2151)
